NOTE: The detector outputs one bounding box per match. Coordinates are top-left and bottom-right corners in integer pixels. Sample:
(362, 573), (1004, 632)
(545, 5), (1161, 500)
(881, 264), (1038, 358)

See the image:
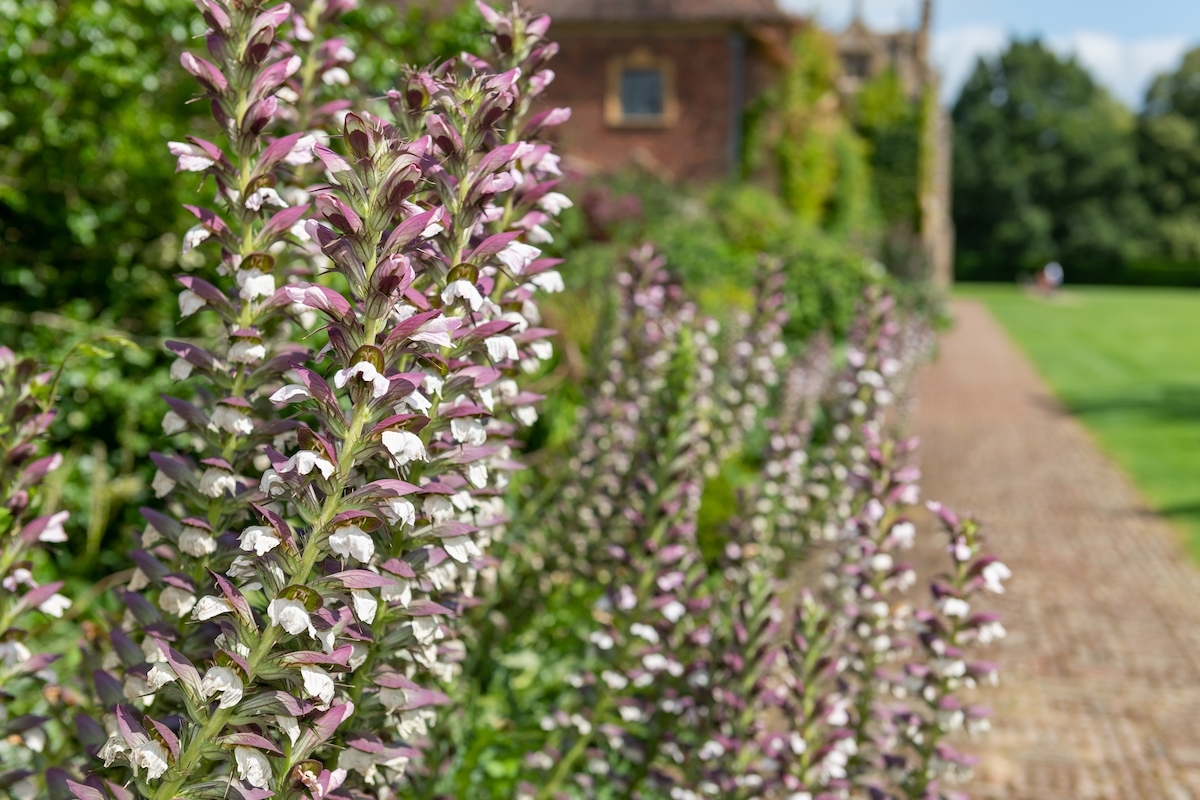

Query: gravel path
(912, 299), (1200, 800)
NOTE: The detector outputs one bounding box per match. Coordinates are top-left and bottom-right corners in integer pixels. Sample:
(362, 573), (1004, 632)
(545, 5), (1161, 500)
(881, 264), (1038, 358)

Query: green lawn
(956, 284), (1200, 558)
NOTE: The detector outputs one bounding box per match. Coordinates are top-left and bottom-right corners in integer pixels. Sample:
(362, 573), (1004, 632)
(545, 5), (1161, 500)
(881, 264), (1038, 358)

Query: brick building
(523, 0), (802, 181)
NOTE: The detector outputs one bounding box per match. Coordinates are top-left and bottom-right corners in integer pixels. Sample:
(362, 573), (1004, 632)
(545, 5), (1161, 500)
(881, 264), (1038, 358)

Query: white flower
(289, 219), (312, 244)
(485, 335), (518, 362)
(170, 358), (194, 380)
(467, 462), (488, 488)
(157, 587), (196, 618)
(530, 340), (553, 361)
(285, 134), (319, 166)
(530, 270), (564, 293)
(37, 510), (69, 543)
(162, 410), (188, 435)
(300, 664), (335, 707)
(244, 187), (287, 211)
(424, 374), (444, 397)
(193, 595), (234, 621)
(98, 736), (128, 767)
(643, 653), (668, 672)
(449, 490), (476, 512)
(534, 151), (562, 175)
(38, 592), (71, 618)
(201, 666), (244, 709)
(260, 468), (286, 497)
(199, 468), (237, 498)
(147, 664), (177, 691)
(497, 242), (541, 275)
(329, 524), (375, 562)
(526, 224), (554, 244)
(662, 600), (686, 623)
(351, 589), (378, 623)
(890, 521), (916, 548)
(422, 495), (454, 525)
(266, 599), (314, 638)
(450, 417), (487, 446)
(981, 561), (1012, 594)
(229, 340), (266, 364)
(952, 539), (973, 562)
(240, 525), (282, 555)
(235, 746), (272, 788)
(268, 598), (316, 638)
(125, 673), (155, 706)
(168, 141), (216, 172)
(270, 384), (311, 404)
(236, 268), (276, 300)
(632, 623), (661, 644)
(228, 555), (258, 580)
(131, 740), (171, 780)
(151, 469), (176, 498)
(322, 66), (351, 85)
(398, 390), (431, 413)
(939, 597), (970, 618)
(0, 641), (31, 667)
(381, 578), (412, 607)
(499, 312), (529, 335)
(281, 450), (336, 479)
(382, 497), (416, 527)
(538, 192), (574, 216)
(514, 406), (538, 427)
(179, 526), (218, 557)
(441, 280), (484, 311)
(178, 288), (206, 316)
(277, 715), (301, 745)
(411, 316), (460, 348)
(334, 361), (391, 399)
(977, 620), (1007, 644)
(411, 617), (440, 645)
(382, 430), (427, 465)
(2, 567), (31, 591)
(443, 535), (482, 564)
(141, 636), (166, 663)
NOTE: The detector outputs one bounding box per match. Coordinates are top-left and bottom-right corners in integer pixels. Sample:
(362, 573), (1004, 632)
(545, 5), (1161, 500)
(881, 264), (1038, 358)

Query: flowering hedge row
(0, 3), (1009, 800)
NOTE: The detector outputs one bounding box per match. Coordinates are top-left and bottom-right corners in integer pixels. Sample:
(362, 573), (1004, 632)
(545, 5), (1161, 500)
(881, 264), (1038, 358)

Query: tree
(1139, 47), (1200, 262)
(952, 39), (1152, 281)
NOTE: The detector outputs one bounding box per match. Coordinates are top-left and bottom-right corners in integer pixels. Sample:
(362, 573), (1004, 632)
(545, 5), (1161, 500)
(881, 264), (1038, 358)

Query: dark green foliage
(854, 69), (921, 232)
(952, 39), (1153, 282)
(0, 0), (200, 327)
(1139, 47), (1200, 265)
(0, 0), (485, 585)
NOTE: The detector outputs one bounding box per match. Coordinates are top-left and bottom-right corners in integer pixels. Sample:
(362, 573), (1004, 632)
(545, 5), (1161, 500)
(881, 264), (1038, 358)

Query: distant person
(1035, 261), (1064, 296)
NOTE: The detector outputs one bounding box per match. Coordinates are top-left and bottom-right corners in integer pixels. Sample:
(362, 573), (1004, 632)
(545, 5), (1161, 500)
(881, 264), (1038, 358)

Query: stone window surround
(604, 47), (680, 129)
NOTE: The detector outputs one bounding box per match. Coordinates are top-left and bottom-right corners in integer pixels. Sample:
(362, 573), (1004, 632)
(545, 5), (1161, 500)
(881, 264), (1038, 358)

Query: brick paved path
(912, 300), (1200, 800)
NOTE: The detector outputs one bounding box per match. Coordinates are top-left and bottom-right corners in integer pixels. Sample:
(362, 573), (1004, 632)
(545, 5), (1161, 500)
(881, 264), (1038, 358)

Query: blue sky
(780, 0), (1200, 106)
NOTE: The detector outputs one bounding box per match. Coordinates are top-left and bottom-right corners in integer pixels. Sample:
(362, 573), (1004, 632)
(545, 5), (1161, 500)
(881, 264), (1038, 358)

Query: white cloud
(1047, 31), (1189, 107)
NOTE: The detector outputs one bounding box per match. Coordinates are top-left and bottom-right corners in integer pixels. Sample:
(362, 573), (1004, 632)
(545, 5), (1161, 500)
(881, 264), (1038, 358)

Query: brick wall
(543, 29), (736, 181)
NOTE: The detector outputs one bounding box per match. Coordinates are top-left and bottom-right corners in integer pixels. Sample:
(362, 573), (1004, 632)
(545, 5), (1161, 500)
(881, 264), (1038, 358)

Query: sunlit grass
(958, 284), (1200, 559)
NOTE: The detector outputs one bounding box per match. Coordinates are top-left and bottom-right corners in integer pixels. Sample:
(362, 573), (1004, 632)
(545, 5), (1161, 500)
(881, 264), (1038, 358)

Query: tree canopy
(952, 39), (1153, 282)
(1139, 46), (1200, 263)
